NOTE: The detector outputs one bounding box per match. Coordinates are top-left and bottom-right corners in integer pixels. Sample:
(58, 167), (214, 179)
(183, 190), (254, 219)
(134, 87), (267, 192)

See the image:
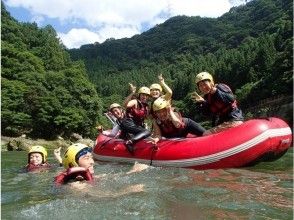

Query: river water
(1, 148), (293, 220)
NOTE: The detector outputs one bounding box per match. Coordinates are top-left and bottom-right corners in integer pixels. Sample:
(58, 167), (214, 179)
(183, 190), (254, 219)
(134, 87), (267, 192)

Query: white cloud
(58, 25), (140, 49)
(5, 0), (238, 48)
(167, 0), (231, 18)
(5, 0), (167, 27)
(58, 28), (102, 49)
(98, 25), (140, 41)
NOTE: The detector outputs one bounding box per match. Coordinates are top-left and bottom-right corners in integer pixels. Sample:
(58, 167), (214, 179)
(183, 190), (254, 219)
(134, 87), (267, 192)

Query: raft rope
(97, 137), (113, 149)
(150, 144), (158, 166)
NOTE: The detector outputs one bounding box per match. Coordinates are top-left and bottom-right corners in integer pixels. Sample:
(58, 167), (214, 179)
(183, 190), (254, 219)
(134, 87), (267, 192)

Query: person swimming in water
(54, 143), (94, 185)
(25, 145), (52, 172)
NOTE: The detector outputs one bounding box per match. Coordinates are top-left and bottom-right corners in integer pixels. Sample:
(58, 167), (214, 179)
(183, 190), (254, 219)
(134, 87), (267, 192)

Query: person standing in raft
(54, 143), (94, 186)
(107, 98), (151, 154)
(149, 97), (206, 145)
(191, 71), (243, 135)
(25, 145), (52, 172)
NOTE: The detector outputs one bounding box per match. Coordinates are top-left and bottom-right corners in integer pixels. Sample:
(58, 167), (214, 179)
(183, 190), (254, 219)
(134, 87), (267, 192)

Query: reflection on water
(1, 148), (293, 220)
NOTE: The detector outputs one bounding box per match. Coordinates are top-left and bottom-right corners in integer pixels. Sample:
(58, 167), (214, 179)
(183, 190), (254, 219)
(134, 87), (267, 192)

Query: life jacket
(205, 84), (237, 116)
(154, 111), (186, 138)
(25, 163), (51, 172)
(54, 167), (94, 186)
(126, 99), (149, 126)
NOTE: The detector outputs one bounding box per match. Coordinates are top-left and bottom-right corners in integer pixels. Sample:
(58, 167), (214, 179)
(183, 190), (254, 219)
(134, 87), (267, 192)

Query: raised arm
(54, 147), (63, 167)
(123, 83), (137, 107)
(126, 99), (138, 109)
(168, 107), (184, 128)
(158, 74), (172, 101)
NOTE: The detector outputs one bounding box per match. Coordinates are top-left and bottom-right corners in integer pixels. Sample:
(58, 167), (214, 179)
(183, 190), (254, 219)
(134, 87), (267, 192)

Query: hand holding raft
(191, 91), (204, 102)
(96, 125), (103, 132)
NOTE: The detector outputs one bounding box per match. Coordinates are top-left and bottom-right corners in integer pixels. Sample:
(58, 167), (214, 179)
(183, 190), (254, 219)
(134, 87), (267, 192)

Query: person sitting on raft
(54, 143), (94, 186)
(150, 73), (173, 102)
(124, 74), (172, 107)
(25, 145), (52, 172)
(100, 104), (123, 138)
(106, 100), (151, 154)
(149, 97), (206, 145)
(191, 71), (244, 135)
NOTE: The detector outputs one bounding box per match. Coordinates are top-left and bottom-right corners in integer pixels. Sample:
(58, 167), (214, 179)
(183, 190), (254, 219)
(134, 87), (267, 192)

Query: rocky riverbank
(1, 135), (95, 151)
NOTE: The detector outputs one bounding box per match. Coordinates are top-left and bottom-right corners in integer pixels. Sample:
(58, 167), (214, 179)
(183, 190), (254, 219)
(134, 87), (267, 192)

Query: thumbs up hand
(191, 91), (204, 102)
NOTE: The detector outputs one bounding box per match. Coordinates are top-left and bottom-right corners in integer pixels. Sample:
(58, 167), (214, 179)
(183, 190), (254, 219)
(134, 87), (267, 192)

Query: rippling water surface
(1, 148), (293, 220)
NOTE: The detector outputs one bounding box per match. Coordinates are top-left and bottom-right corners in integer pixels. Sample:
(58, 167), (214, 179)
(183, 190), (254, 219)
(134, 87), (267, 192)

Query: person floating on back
(192, 71), (243, 135)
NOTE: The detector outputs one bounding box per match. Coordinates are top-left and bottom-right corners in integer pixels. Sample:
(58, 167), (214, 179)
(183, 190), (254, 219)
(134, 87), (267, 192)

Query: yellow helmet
(150, 83), (162, 92)
(153, 97), (168, 112)
(137, 86), (150, 95)
(195, 72), (214, 85)
(63, 143), (92, 168)
(28, 145), (47, 163)
(109, 103), (121, 111)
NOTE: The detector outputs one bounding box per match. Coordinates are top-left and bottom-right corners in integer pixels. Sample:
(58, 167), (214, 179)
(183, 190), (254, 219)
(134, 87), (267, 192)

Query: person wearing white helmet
(149, 97), (206, 145)
(107, 101), (151, 154)
(124, 74), (172, 107)
(149, 74), (172, 101)
(192, 71), (243, 135)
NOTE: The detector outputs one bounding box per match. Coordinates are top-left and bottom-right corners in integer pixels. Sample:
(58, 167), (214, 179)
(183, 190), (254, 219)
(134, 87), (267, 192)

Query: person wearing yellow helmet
(54, 143), (149, 188)
(55, 143), (94, 185)
(150, 74), (173, 101)
(124, 86), (150, 129)
(149, 97), (206, 145)
(124, 74), (172, 107)
(25, 145), (51, 172)
(192, 71), (243, 135)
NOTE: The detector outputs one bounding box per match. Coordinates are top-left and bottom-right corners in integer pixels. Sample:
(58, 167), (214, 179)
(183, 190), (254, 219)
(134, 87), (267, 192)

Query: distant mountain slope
(69, 0), (292, 113)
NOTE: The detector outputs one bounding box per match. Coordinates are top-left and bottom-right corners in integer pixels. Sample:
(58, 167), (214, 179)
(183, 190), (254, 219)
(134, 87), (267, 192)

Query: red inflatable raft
(93, 117), (292, 170)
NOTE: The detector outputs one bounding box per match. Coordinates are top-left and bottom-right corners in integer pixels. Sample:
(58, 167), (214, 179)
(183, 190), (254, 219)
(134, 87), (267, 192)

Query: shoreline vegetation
(2, 99), (292, 152)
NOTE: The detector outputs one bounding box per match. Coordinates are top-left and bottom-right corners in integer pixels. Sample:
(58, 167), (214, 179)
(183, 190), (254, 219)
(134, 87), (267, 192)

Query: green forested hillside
(1, 3), (104, 138)
(69, 0), (292, 121)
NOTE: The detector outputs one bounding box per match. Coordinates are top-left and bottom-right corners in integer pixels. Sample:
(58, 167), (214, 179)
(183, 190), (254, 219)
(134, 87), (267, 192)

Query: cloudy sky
(4, 0), (248, 49)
